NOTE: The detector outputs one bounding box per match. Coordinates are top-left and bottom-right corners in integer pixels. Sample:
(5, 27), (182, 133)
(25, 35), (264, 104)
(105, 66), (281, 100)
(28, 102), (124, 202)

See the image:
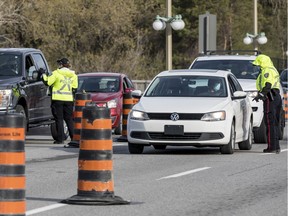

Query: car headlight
(130, 110), (149, 120)
(201, 111), (226, 121)
(107, 99), (117, 108)
(246, 91), (258, 98)
(0, 89), (12, 108)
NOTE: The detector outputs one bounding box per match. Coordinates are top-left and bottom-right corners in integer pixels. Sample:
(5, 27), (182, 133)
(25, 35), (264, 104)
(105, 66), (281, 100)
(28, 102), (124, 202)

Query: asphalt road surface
(22, 126), (288, 216)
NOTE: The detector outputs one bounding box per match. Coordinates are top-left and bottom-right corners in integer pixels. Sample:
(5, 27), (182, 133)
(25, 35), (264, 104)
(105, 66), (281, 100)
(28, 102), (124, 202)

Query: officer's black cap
(57, 58), (69, 65)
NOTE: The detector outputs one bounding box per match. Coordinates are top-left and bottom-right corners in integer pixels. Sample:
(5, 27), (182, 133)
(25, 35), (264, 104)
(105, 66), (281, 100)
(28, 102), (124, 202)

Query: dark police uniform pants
(51, 100), (74, 142)
(263, 92), (282, 151)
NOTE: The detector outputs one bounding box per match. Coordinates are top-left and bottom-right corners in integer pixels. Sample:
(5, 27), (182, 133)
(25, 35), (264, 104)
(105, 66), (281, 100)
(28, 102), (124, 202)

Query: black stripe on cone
(63, 105), (129, 205)
(66, 93), (92, 148)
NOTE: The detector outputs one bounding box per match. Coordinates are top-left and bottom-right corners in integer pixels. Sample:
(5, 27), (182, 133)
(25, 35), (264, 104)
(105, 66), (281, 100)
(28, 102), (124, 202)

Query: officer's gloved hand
(252, 92), (266, 102)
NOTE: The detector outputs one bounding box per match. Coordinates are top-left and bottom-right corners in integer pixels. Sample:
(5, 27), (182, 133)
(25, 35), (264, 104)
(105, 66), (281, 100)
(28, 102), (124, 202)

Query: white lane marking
(260, 148), (288, 155)
(156, 167), (211, 181)
(26, 203), (67, 215)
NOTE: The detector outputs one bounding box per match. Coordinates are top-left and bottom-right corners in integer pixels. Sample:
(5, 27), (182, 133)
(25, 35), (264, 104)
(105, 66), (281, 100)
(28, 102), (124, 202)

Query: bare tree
(0, 0), (27, 45)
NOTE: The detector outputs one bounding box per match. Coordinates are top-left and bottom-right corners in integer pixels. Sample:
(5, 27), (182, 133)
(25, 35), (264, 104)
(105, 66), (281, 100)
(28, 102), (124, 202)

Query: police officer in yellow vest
(252, 54), (282, 154)
(43, 58), (78, 144)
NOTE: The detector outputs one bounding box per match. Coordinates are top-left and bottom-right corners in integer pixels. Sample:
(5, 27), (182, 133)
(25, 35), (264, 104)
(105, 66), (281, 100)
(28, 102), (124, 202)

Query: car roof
(194, 55), (256, 61)
(156, 69), (231, 77)
(78, 72), (124, 77)
(0, 48), (41, 54)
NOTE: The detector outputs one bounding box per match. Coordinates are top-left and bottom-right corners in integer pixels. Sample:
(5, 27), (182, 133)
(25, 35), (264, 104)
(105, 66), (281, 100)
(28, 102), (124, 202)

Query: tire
(128, 142), (144, 154)
(50, 121), (69, 141)
(253, 118), (267, 143)
(153, 145), (167, 150)
(15, 105), (27, 131)
(114, 121), (122, 135)
(220, 122), (235, 154)
(238, 120), (253, 150)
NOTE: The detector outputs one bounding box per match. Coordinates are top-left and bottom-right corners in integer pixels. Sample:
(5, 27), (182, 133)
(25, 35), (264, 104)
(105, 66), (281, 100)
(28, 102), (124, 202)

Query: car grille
(130, 131), (223, 141)
(147, 113), (204, 120)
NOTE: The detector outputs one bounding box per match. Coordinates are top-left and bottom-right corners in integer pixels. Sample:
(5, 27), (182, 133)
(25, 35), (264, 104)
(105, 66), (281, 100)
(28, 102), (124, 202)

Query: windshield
(191, 60), (260, 79)
(145, 76), (227, 97)
(0, 53), (22, 76)
(78, 76), (120, 93)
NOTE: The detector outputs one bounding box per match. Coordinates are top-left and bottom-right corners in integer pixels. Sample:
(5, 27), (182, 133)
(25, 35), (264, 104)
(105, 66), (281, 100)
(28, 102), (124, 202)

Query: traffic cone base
(62, 194), (130, 205)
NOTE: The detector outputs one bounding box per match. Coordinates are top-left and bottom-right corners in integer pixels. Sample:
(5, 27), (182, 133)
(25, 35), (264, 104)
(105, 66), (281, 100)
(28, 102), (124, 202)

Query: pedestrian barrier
(63, 105), (129, 205)
(117, 91), (134, 142)
(66, 92), (92, 148)
(284, 91), (288, 121)
(0, 113), (26, 216)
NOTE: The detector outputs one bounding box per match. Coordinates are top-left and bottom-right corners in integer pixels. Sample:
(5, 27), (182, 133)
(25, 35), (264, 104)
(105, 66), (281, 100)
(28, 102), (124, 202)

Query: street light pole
(253, 0), (258, 50)
(243, 0), (267, 49)
(152, 1), (185, 71)
(166, 0), (172, 70)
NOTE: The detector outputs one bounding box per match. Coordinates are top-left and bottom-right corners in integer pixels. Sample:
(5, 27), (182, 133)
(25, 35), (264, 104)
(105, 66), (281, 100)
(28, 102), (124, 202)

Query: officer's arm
(260, 82), (272, 96)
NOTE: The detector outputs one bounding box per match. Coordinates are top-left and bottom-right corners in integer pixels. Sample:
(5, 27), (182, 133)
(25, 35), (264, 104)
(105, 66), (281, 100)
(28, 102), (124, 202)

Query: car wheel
(50, 121), (69, 141)
(128, 142), (144, 154)
(220, 122), (235, 154)
(15, 105), (27, 131)
(153, 145), (167, 150)
(114, 119), (122, 135)
(253, 118), (267, 143)
(238, 120), (253, 150)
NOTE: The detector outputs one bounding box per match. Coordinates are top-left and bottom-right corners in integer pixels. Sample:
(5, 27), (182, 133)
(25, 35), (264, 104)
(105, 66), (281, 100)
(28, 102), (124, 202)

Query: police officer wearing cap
(42, 58), (78, 144)
(252, 54), (282, 154)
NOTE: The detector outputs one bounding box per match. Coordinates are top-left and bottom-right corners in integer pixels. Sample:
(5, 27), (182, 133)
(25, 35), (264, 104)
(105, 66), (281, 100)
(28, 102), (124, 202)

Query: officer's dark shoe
(263, 148), (281, 154)
(53, 140), (64, 144)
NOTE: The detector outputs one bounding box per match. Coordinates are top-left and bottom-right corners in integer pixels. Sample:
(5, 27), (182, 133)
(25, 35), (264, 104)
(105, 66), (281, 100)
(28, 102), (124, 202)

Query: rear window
(191, 60), (260, 80)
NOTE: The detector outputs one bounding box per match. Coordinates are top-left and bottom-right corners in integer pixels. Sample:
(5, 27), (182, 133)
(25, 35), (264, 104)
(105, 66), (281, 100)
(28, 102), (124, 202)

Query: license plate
(164, 125), (184, 135)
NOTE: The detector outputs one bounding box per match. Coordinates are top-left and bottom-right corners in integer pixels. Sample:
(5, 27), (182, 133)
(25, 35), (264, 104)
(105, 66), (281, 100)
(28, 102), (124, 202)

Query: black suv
(0, 48), (56, 135)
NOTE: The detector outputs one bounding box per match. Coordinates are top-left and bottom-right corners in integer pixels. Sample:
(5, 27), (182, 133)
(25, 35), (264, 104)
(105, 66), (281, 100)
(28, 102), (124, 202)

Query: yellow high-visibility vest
(43, 68), (78, 101)
(253, 54), (280, 91)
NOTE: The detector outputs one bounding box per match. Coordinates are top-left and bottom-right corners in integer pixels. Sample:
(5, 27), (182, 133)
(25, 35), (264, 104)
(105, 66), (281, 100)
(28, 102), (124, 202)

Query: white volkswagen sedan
(127, 69), (253, 154)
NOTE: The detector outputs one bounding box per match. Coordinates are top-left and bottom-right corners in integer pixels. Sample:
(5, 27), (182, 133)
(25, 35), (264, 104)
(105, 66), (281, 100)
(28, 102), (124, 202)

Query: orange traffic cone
(66, 92), (92, 148)
(63, 105), (129, 205)
(117, 91), (134, 142)
(0, 114), (26, 216)
(284, 91), (288, 121)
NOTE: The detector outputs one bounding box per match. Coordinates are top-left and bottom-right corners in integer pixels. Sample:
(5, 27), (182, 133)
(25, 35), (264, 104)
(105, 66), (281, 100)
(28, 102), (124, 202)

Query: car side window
(32, 53), (49, 75)
(228, 75), (243, 94)
(124, 77), (134, 89)
(25, 55), (37, 82)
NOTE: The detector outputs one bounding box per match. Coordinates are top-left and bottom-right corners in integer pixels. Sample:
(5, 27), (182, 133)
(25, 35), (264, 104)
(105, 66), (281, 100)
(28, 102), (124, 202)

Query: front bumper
(127, 118), (232, 146)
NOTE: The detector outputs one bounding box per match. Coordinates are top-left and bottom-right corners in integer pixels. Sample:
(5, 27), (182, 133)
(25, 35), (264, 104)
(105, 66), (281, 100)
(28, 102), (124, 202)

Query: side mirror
(232, 91), (247, 100)
(131, 90), (142, 99)
(27, 66), (37, 81)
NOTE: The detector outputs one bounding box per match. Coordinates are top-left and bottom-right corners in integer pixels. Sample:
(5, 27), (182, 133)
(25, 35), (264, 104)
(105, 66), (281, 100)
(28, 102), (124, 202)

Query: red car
(77, 72), (135, 134)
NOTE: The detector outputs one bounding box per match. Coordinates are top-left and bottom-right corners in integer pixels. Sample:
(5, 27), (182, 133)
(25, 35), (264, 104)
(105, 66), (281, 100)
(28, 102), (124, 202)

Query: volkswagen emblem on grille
(170, 112), (179, 121)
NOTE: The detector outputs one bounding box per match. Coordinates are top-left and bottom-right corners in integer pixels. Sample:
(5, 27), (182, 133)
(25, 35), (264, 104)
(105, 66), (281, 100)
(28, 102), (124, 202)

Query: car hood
(237, 79), (256, 92)
(134, 97), (230, 113)
(89, 92), (121, 102)
(0, 77), (22, 88)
